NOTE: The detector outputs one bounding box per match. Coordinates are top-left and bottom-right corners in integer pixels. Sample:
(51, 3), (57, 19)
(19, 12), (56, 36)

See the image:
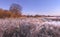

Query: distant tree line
(0, 3), (53, 18)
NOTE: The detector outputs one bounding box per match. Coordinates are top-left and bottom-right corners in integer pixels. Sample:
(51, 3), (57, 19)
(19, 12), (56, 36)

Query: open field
(0, 17), (60, 37)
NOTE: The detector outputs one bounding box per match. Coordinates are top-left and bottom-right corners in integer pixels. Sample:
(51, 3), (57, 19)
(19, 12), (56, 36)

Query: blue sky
(0, 0), (60, 15)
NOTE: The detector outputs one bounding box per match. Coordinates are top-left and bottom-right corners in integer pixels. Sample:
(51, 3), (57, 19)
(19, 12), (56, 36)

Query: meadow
(0, 17), (60, 37)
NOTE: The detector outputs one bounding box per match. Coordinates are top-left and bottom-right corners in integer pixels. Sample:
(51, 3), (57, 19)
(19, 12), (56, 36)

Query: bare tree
(9, 3), (22, 15)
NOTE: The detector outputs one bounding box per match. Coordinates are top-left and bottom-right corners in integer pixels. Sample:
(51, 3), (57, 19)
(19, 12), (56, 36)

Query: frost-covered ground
(0, 18), (60, 37)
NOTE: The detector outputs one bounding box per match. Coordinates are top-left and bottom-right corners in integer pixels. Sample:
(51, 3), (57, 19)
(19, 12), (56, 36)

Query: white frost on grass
(43, 21), (60, 27)
(0, 18), (60, 37)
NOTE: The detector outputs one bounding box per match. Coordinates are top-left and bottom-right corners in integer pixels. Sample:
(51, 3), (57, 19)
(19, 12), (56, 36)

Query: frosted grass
(0, 18), (59, 37)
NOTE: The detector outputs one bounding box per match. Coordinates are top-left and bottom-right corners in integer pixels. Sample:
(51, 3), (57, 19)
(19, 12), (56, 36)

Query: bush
(0, 9), (22, 18)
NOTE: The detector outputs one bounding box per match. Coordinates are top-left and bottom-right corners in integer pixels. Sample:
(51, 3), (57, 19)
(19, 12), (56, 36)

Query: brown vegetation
(0, 3), (22, 18)
(0, 9), (22, 18)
